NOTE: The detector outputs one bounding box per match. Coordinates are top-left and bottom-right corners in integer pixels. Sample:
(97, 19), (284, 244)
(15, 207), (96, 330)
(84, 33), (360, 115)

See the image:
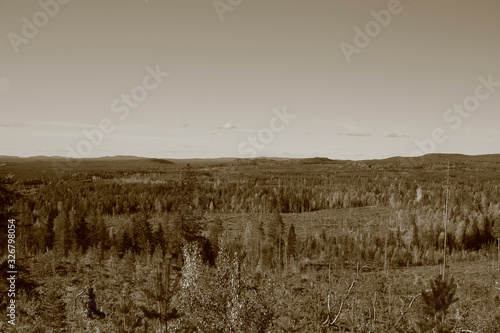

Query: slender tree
(40, 279), (68, 331)
(54, 210), (72, 256)
(287, 222), (297, 261)
(419, 273), (458, 332)
(140, 249), (181, 332)
(75, 216), (89, 252)
(265, 210), (285, 270)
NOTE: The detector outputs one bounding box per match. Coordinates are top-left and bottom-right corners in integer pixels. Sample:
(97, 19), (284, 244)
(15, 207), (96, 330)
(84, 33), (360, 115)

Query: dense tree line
(5, 163), (499, 261)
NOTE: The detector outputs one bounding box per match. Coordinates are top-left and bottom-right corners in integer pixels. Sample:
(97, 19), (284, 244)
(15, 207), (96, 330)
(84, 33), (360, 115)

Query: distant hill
(294, 157), (342, 164)
(1, 153), (500, 168)
(0, 155), (177, 179)
(381, 153), (500, 165)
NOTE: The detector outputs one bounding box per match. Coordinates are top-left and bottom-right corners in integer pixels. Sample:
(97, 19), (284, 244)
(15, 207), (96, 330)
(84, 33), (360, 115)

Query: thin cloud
(386, 133), (410, 138)
(214, 123), (236, 130)
(346, 132), (371, 137)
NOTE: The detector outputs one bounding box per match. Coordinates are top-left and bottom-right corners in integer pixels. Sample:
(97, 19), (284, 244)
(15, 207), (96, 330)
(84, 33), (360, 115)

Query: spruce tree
(45, 217), (55, 251)
(265, 210), (284, 269)
(154, 222), (167, 255)
(75, 216), (89, 252)
(287, 222), (297, 261)
(54, 211), (72, 256)
(419, 273), (458, 332)
(140, 249), (181, 332)
(40, 280), (67, 332)
(119, 230), (133, 257)
(132, 212), (153, 255)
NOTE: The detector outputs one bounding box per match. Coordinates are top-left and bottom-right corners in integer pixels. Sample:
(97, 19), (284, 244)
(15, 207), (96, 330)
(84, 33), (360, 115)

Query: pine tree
(419, 273), (458, 332)
(287, 222), (297, 261)
(54, 211), (72, 256)
(244, 217), (264, 269)
(112, 291), (143, 333)
(140, 249), (181, 332)
(75, 216), (89, 252)
(465, 219), (479, 249)
(154, 222), (167, 255)
(265, 210), (285, 269)
(95, 214), (109, 250)
(45, 216), (55, 251)
(119, 230), (133, 257)
(132, 212), (153, 254)
(40, 280), (68, 332)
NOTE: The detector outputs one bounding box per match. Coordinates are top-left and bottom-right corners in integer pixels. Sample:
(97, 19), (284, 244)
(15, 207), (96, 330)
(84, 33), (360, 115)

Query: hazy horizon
(2, 0), (499, 160)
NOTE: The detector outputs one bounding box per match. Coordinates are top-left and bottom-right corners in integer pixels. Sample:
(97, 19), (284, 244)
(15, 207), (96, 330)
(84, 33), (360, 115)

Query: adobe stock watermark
(53, 65), (168, 171)
(7, 0), (71, 54)
(237, 106), (295, 158)
(0, 77), (10, 92)
(340, 0), (410, 64)
(410, 74), (499, 157)
(213, 0), (243, 22)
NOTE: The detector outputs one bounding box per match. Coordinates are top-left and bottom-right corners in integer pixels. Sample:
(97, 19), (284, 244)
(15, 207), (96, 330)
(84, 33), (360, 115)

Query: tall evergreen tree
(154, 222), (167, 255)
(75, 216), (89, 252)
(243, 217), (265, 269)
(54, 211), (72, 256)
(95, 213), (109, 250)
(265, 210), (285, 269)
(119, 230), (133, 257)
(133, 213), (153, 255)
(44, 209), (57, 251)
(166, 214), (182, 261)
(419, 273), (458, 332)
(40, 280), (68, 331)
(140, 249), (181, 331)
(287, 222), (297, 261)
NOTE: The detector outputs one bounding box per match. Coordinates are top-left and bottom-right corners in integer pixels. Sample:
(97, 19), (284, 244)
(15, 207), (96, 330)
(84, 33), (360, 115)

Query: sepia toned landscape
(2, 0), (500, 332)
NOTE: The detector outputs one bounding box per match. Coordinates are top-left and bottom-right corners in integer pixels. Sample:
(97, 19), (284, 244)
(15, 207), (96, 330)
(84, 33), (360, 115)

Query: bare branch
(74, 286), (89, 309)
(324, 264), (369, 327)
(392, 293), (421, 328)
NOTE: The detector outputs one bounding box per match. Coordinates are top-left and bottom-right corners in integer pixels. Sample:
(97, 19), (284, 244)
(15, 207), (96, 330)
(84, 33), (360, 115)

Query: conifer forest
(1, 154), (500, 332)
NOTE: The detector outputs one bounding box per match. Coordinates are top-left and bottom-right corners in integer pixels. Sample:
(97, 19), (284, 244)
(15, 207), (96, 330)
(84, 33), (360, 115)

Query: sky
(1, 0), (499, 160)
